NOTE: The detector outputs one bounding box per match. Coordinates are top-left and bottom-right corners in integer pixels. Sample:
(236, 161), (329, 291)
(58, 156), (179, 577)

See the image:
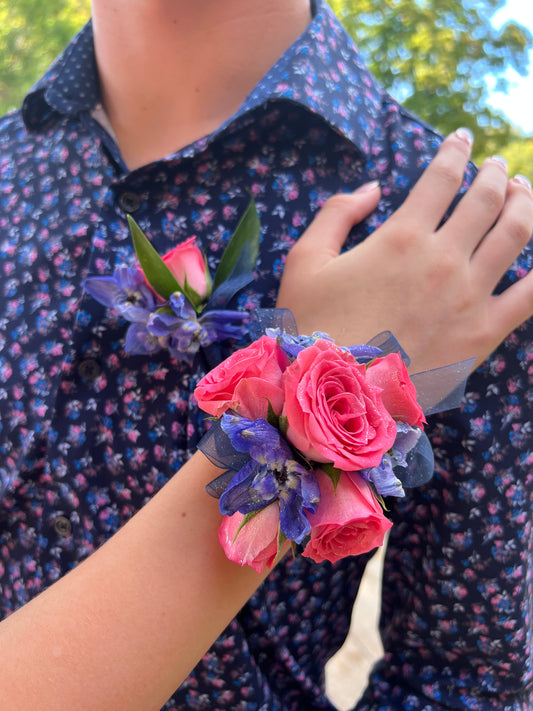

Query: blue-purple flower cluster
(84, 266), (248, 364)
(219, 413), (321, 543)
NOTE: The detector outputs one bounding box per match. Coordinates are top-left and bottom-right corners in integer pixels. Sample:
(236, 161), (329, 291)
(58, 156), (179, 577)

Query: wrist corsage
(194, 324), (456, 573)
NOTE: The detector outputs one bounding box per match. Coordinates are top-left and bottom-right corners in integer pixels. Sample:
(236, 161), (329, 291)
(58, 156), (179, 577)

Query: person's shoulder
(0, 102), (63, 167)
(0, 107), (28, 145)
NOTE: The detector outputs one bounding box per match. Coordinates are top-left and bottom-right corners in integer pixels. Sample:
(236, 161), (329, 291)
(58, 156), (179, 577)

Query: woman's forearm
(0, 452), (268, 711)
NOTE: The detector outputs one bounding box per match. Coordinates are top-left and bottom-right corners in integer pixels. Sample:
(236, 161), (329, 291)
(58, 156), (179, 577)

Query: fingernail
(512, 174), (532, 190)
(490, 155), (508, 170)
(455, 127), (474, 145)
(354, 180), (380, 193)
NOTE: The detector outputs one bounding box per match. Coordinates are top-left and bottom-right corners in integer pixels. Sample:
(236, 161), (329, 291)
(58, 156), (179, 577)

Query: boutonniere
(83, 199), (260, 363)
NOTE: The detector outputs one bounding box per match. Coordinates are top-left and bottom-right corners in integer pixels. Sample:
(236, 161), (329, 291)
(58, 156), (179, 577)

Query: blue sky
(489, 0), (533, 134)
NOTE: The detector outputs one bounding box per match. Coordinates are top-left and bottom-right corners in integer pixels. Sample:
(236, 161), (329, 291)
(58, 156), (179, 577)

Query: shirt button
(77, 359), (101, 381)
(118, 191), (141, 213)
(53, 516), (73, 538)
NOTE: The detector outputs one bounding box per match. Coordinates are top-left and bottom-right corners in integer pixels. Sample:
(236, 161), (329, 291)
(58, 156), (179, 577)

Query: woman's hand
(277, 130), (533, 373)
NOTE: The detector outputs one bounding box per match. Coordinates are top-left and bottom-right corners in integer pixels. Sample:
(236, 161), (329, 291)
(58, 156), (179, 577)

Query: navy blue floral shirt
(1, 2), (532, 709)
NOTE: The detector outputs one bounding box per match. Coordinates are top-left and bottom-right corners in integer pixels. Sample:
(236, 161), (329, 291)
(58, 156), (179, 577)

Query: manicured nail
(512, 174), (532, 191)
(354, 180), (380, 193)
(490, 155), (508, 170)
(455, 127), (474, 145)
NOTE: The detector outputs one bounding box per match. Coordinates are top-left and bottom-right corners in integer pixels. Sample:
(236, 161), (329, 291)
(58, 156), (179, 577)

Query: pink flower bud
(162, 237), (210, 300)
(218, 503), (282, 574)
(302, 470), (392, 564)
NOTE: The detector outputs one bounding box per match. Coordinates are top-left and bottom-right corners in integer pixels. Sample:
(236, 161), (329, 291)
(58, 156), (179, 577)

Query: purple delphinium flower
(360, 422), (434, 497)
(147, 292), (249, 364)
(267, 328), (382, 363)
(342, 344), (383, 362)
(124, 322), (164, 355)
(391, 423), (435, 488)
(390, 422), (422, 469)
(266, 329), (332, 358)
(83, 266), (158, 323)
(360, 453), (405, 498)
(219, 413), (320, 543)
(84, 267), (166, 355)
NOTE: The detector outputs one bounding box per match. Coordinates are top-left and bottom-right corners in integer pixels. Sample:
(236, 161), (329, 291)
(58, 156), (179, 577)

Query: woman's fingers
(278, 127), (533, 372)
(440, 156), (510, 253)
(489, 271), (533, 346)
(472, 175), (533, 292)
(394, 129), (473, 232)
(276, 182), (382, 339)
(291, 128), (473, 266)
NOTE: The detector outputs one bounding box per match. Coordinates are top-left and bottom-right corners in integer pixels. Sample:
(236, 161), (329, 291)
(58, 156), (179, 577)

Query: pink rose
(162, 236), (210, 299)
(194, 335), (290, 420)
(218, 502), (281, 574)
(302, 470), (392, 564)
(282, 340), (397, 470)
(366, 353), (425, 428)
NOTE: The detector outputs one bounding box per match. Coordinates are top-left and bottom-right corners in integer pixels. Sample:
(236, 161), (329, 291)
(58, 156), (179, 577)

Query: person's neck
(91, 0), (312, 169)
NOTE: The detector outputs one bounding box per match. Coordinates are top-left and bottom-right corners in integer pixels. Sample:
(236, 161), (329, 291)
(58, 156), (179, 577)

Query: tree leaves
(330, 0), (532, 160)
(0, 0), (90, 114)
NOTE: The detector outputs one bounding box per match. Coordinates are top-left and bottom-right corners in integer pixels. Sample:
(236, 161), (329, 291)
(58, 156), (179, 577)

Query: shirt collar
(22, 20), (100, 129)
(22, 0), (382, 155)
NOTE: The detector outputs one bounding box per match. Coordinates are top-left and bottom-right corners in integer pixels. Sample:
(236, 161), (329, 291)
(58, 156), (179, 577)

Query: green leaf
(203, 259), (213, 299)
(274, 528), (289, 562)
(278, 415), (289, 438)
(273, 528), (296, 565)
(320, 463), (342, 493)
(277, 528), (288, 553)
(233, 509), (260, 542)
(376, 492), (389, 511)
(266, 400), (280, 430)
(371, 485), (389, 512)
(128, 215), (182, 300)
(213, 198), (261, 290)
(154, 305), (176, 316)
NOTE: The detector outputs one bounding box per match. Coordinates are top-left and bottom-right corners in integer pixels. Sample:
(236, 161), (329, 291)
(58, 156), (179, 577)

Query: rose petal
(366, 352), (425, 428)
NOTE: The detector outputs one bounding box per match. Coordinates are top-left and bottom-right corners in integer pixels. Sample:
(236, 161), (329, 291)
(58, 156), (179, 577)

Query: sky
(489, 0), (533, 134)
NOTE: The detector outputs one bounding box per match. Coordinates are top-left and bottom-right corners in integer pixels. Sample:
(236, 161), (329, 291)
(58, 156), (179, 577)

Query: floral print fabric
(0, 1), (532, 709)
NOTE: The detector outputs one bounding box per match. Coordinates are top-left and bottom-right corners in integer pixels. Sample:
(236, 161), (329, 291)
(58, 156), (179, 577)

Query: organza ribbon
(251, 308), (474, 415)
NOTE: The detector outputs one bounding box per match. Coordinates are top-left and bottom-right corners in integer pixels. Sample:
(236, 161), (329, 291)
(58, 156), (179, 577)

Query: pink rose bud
(162, 236), (211, 300)
(366, 352), (426, 428)
(302, 470), (392, 564)
(218, 503), (284, 574)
